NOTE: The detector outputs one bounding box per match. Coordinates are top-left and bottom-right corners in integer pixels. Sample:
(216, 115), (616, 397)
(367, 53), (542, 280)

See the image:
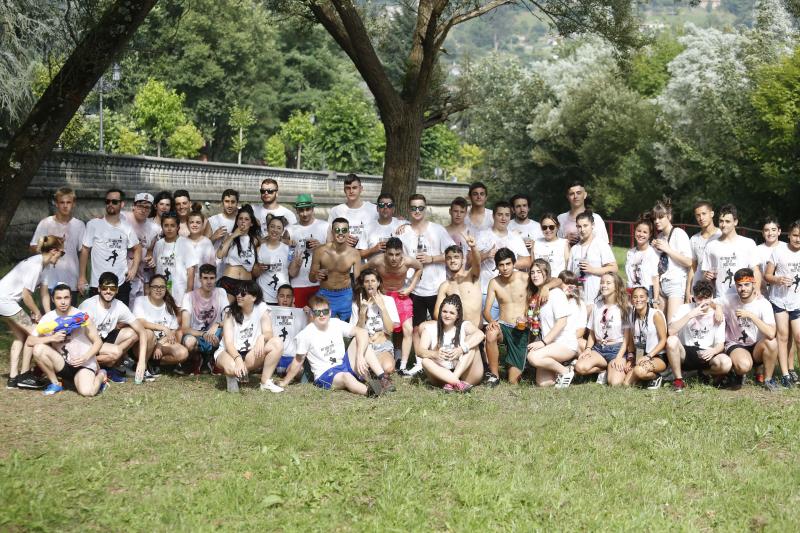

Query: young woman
(757, 216), (785, 297)
(415, 294), (484, 392)
(0, 236), (65, 388)
(216, 205), (260, 302)
(567, 210), (618, 310)
(533, 213), (570, 278)
(257, 215), (290, 305)
(574, 272), (631, 386)
(625, 215), (660, 302)
(765, 220), (800, 386)
(624, 286), (668, 389)
(149, 191), (173, 227)
(132, 274), (189, 368)
(559, 270), (589, 353)
(213, 281), (283, 393)
(651, 198), (692, 323)
(150, 212), (197, 305)
(351, 268), (400, 376)
(187, 205), (217, 288)
(527, 259), (580, 388)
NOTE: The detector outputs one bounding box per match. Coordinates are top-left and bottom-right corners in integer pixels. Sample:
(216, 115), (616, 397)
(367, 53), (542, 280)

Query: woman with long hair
(186, 204), (217, 288)
(415, 294), (484, 392)
(351, 268), (399, 376)
(756, 216), (785, 298)
(534, 213), (570, 278)
(574, 272), (631, 386)
(257, 214), (290, 305)
(216, 205), (260, 302)
(765, 219), (800, 386)
(625, 214), (660, 303)
(527, 259), (580, 388)
(132, 273), (189, 368)
(149, 191), (173, 227)
(559, 270), (588, 352)
(150, 212), (197, 305)
(651, 197), (692, 323)
(624, 286), (668, 389)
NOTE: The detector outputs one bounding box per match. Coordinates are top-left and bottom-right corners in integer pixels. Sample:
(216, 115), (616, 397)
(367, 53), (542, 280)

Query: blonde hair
(651, 197), (673, 221)
(54, 187), (76, 202)
(601, 272), (631, 327)
(36, 235), (65, 254)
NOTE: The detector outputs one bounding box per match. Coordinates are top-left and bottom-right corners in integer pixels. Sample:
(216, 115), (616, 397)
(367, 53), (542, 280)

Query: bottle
(417, 235), (424, 254)
(288, 244), (296, 263)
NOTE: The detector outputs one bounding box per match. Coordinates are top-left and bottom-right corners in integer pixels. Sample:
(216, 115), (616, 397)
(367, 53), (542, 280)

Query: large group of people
(3, 175), (799, 398)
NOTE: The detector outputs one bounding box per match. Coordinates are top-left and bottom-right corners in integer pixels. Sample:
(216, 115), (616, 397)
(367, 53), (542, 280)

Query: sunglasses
(150, 284), (167, 290)
(105, 199), (121, 205)
(542, 224), (557, 231)
(260, 188), (277, 195)
(236, 290), (255, 297)
(378, 202), (394, 209)
(409, 205), (426, 212)
(311, 308), (331, 317)
(99, 284), (118, 293)
(333, 227), (349, 234)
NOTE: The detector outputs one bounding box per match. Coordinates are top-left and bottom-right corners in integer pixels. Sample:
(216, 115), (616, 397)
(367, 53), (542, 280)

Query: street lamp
(98, 63), (121, 153)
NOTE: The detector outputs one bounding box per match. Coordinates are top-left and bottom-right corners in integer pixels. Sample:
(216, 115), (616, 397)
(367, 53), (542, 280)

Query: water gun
(36, 312), (90, 336)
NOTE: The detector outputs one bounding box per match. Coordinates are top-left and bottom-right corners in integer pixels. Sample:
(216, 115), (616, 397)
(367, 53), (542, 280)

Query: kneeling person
(181, 264), (229, 372)
(260, 284), (309, 392)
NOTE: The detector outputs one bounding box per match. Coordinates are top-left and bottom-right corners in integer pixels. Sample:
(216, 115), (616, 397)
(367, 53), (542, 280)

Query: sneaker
(673, 378), (685, 392)
(147, 363), (162, 378)
(406, 362), (423, 376)
(484, 372), (500, 388)
(789, 370), (799, 384)
(365, 377), (385, 398)
(755, 373), (765, 384)
(16, 371), (46, 390)
(397, 368), (413, 378)
(97, 371), (109, 395)
(106, 368), (126, 383)
(697, 372), (711, 386)
(259, 379), (284, 393)
(42, 383), (63, 396)
(763, 378), (779, 392)
(454, 380), (473, 393)
(727, 373), (745, 391)
(226, 376), (240, 393)
(173, 363), (189, 376)
(554, 367), (575, 389)
(781, 375), (794, 388)
(211, 364), (223, 376)
(660, 367), (675, 382)
(142, 369), (157, 382)
(379, 374), (396, 393)
(596, 371), (607, 385)
(443, 383), (455, 393)
(646, 375), (663, 390)
(6, 376), (18, 389)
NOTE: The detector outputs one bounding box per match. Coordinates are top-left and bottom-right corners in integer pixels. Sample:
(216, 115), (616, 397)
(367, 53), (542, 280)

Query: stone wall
(3, 150), (468, 262)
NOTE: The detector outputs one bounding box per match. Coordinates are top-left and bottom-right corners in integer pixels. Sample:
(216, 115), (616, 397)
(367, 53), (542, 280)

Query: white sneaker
(226, 376), (240, 393)
(646, 375), (663, 390)
(260, 379), (284, 393)
(596, 371), (607, 385)
(407, 362), (423, 376)
(554, 367), (574, 389)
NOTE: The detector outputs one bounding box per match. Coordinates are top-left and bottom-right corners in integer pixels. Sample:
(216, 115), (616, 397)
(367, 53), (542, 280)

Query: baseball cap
(134, 192), (154, 204)
(295, 194), (316, 208)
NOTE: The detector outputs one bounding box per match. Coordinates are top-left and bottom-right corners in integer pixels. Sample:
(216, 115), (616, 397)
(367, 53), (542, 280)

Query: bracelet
(541, 338), (548, 346)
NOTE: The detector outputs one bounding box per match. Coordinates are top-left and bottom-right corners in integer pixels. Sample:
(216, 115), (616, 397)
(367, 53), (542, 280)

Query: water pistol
(36, 312), (90, 336)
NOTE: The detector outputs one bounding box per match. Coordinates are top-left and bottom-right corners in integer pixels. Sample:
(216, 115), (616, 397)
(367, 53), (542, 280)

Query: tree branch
(423, 100), (469, 128)
(434, 0), (515, 50)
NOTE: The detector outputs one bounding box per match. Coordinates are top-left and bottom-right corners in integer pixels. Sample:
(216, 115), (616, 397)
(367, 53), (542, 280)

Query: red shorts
(293, 285), (320, 309)
(386, 290), (413, 332)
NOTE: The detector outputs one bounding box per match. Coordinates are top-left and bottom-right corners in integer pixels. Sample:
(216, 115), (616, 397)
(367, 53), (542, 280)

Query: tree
(132, 78), (187, 157)
(264, 134), (287, 167)
(229, 102), (256, 164)
(279, 110), (317, 168)
(420, 124), (460, 179)
(0, 0), (158, 241)
(168, 123), (205, 159)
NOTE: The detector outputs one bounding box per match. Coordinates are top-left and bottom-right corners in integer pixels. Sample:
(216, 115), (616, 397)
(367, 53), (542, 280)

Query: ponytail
(37, 235), (65, 254)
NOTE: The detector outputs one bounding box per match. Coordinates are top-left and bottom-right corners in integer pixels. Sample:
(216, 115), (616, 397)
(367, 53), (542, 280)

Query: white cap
(134, 192), (154, 204)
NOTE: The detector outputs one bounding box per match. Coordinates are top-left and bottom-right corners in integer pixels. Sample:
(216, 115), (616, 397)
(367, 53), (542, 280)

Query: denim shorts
(771, 302), (800, 322)
(593, 343), (623, 362)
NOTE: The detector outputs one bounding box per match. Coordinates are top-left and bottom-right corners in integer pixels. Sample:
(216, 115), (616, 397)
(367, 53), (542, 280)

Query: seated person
(278, 295), (391, 396)
(351, 268), (400, 378)
(132, 274), (189, 372)
(28, 284), (107, 396)
(415, 294), (484, 392)
(79, 272), (148, 383)
(260, 284), (309, 393)
(624, 286), (668, 389)
(181, 264), (229, 373)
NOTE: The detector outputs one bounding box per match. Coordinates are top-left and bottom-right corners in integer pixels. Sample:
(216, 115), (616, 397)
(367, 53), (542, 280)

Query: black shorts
(102, 328), (121, 345)
(411, 294), (437, 327)
(217, 276), (243, 297)
(56, 362), (95, 381)
(89, 281), (131, 306)
(682, 345), (712, 371)
(725, 344), (756, 357)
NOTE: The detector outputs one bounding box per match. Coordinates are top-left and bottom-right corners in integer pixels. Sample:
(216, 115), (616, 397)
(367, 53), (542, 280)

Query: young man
(557, 181), (609, 245)
(79, 272), (149, 383)
(327, 174), (377, 248)
(286, 194), (329, 308)
(207, 188), (240, 246)
(366, 237), (423, 375)
(125, 192), (161, 300)
(465, 182), (493, 233)
(688, 200), (720, 301)
(720, 268), (778, 390)
(173, 189), (195, 237)
(445, 197), (470, 254)
(253, 178), (297, 235)
(568, 211), (617, 307)
(358, 192), (405, 259)
(483, 248), (530, 386)
(29, 186), (85, 308)
(260, 285), (309, 391)
(279, 295), (391, 396)
(29, 284), (107, 396)
(665, 280), (730, 392)
(309, 217), (362, 321)
(702, 204), (760, 298)
(435, 236), (482, 327)
(509, 193), (543, 254)
(79, 188), (141, 305)
(180, 264), (229, 372)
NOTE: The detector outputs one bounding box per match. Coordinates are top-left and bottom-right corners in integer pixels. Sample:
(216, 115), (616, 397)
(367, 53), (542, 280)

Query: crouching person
(29, 284), (107, 396)
(181, 264), (229, 373)
(132, 274), (189, 372)
(279, 295), (392, 397)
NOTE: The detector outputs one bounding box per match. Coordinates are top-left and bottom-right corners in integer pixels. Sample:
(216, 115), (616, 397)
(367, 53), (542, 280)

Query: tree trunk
(0, 0), (158, 241)
(381, 108), (424, 218)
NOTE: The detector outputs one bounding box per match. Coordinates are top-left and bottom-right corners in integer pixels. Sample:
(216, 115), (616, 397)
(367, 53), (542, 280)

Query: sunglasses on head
(378, 202), (394, 209)
(333, 227), (349, 234)
(542, 224), (557, 231)
(311, 308), (331, 317)
(409, 205), (426, 212)
(260, 188), (277, 195)
(105, 199), (121, 205)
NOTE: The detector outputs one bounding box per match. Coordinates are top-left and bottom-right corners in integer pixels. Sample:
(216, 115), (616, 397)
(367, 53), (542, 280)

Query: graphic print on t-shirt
(719, 252), (738, 289)
(238, 323), (254, 352)
(687, 315), (713, 348)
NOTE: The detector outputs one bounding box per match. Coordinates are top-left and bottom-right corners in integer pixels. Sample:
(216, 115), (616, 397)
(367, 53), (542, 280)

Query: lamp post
(98, 63), (121, 153)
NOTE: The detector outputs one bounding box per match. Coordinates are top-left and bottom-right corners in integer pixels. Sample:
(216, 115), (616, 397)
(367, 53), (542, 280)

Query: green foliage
(131, 78), (187, 155)
(628, 31), (685, 97)
(263, 134), (287, 167)
(31, 61), (94, 151)
(279, 110), (316, 151)
(115, 125), (148, 155)
(167, 123), (205, 159)
(420, 124), (460, 180)
(229, 102), (256, 162)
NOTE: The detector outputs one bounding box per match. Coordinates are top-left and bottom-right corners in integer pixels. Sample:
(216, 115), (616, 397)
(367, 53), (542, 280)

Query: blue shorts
(182, 328), (222, 356)
(318, 286), (353, 321)
(314, 354), (359, 390)
(771, 303), (800, 322)
(593, 343), (624, 362)
(276, 354), (294, 375)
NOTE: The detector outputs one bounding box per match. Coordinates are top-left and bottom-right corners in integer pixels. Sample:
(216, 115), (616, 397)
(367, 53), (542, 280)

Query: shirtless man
(445, 197), (470, 256)
(483, 248), (530, 386)
(434, 235), (482, 327)
(309, 217), (361, 321)
(367, 237), (422, 375)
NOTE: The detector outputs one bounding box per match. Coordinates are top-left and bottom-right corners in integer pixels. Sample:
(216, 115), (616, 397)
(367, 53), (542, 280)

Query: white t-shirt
(0, 256), (44, 316)
(253, 205), (297, 235)
(208, 214), (237, 277)
(509, 219), (543, 242)
(702, 235), (758, 297)
(399, 222), (456, 297)
(257, 242), (290, 303)
(568, 238), (616, 304)
(567, 298), (588, 340)
(690, 229), (721, 280)
(295, 317), (353, 379)
(33, 307), (98, 372)
(286, 220), (330, 288)
(465, 207), (493, 233)
(268, 305), (308, 356)
(223, 235), (257, 271)
(534, 237), (568, 277)
(79, 295), (136, 340)
(538, 288), (577, 351)
(132, 296), (179, 340)
(720, 294), (775, 348)
(328, 202), (378, 245)
(657, 226), (692, 279)
(557, 211), (609, 243)
(476, 229), (530, 292)
(30, 216), (85, 290)
(83, 218), (139, 287)
(358, 218), (405, 253)
(625, 247), (660, 290)
(187, 237), (217, 288)
(125, 217), (161, 298)
(768, 245), (800, 311)
(672, 303), (726, 350)
(420, 320), (470, 369)
(756, 242), (785, 293)
(214, 302), (271, 358)
(589, 303), (626, 345)
(632, 308), (666, 355)
(181, 288), (229, 331)
(152, 236), (198, 305)
(349, 294), (400, 337)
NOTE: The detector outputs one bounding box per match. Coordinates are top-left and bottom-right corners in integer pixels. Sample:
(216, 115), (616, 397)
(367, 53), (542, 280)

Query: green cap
(295, 194), (316, 208)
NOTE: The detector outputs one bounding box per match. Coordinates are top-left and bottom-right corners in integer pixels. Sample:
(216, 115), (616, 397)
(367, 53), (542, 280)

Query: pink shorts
(387, 290), (413, 332)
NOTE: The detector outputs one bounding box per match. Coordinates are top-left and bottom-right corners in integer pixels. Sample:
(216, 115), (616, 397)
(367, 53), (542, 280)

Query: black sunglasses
(542, 225), (557, 231)
(105, 199), (121, 205)
(378, 202), (394, 209)
(260, 188), (277, 195)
